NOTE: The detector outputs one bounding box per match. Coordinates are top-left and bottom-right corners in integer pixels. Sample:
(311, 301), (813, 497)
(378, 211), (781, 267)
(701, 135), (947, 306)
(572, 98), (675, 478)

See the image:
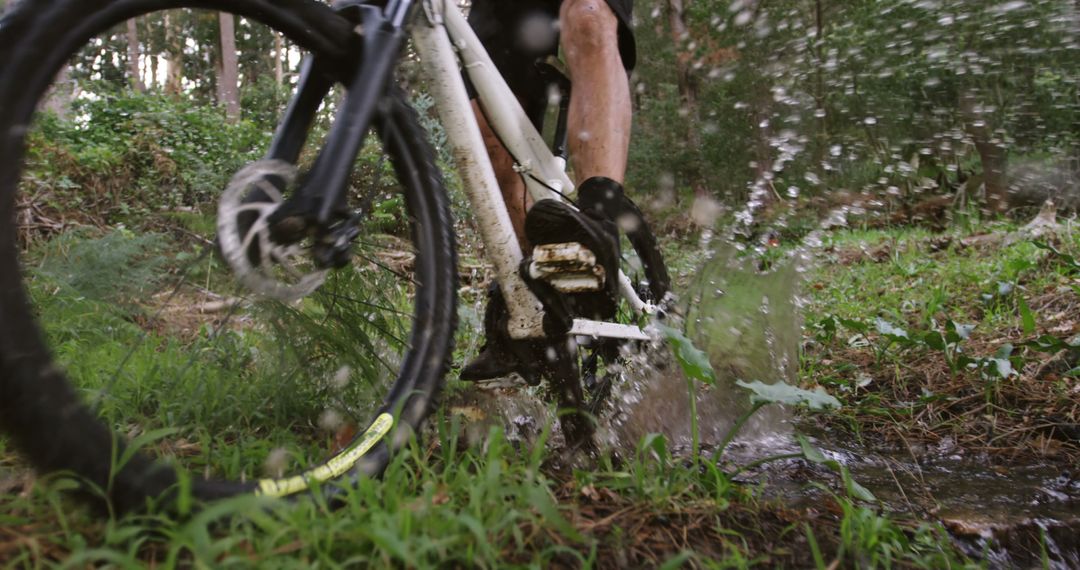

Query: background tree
(218, 12), (241, 123)
(125, 18), (146, 92)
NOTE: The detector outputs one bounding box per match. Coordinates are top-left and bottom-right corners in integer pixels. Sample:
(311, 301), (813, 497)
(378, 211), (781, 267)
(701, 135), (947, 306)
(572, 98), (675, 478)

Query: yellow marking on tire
(256, 413), (394, 497)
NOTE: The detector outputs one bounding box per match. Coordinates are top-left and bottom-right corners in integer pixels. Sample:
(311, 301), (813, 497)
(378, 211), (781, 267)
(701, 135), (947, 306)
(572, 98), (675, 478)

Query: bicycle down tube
(412, 0), (549, 340)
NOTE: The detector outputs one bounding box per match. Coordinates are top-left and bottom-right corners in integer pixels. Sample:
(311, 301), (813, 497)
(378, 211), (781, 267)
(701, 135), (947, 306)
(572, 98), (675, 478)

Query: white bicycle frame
(410, 0), (652, 342)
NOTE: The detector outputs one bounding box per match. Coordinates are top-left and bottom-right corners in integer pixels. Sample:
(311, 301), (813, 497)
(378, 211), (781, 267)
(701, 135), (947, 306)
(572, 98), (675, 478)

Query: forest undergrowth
(10, 185), (1078, 567)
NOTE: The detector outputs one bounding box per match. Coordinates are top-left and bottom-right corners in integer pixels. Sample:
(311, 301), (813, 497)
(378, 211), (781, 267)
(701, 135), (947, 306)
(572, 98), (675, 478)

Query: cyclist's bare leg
(473, 0), (630, 246)
(560, 0), (631, 185)
(472, 100), (531, 249)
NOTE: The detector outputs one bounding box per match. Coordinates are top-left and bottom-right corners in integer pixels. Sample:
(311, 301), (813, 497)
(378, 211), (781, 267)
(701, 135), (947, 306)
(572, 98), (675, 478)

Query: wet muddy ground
(449, 240), (1080, 568)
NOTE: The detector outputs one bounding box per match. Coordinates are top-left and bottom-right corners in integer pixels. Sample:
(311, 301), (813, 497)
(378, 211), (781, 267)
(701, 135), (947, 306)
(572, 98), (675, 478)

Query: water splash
(596, 241), (802, 454)
(446, 237), (805, 460)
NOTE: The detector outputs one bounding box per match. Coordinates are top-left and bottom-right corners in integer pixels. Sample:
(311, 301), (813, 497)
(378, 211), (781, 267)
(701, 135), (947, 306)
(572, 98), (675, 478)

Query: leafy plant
(34, 230), (166, 305)
(660, 324), (716, 462)
(796, 434), (876, 502)
(716, 380), (841, 466)
(819, 314), (1022, 381)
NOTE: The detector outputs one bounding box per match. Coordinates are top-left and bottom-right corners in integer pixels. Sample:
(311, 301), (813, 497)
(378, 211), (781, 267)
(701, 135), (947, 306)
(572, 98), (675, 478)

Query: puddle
(847, 452), (1079, 568)
(724, 433), (1080, 569)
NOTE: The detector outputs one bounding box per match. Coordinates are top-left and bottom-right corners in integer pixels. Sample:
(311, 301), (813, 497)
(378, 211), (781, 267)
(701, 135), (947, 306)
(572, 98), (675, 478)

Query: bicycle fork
(261, 0), (416, 268)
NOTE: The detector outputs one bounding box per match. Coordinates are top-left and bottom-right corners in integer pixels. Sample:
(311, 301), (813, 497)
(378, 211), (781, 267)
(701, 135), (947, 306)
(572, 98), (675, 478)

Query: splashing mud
(447, 238), (804, 457)
(596, 241), (803, 452)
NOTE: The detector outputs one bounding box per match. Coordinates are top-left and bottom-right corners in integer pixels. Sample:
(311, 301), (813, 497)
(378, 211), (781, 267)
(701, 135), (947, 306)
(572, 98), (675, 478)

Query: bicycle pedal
(527, 242), (605, 293)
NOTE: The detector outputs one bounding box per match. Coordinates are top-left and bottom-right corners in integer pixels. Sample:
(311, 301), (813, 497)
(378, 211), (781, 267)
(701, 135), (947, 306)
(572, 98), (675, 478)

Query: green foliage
(630, 0), (1079, 224)
(660, 324), (717, 385)
(830, 498), (963, 569)
(736, 379), (840, 411)
(820, 313), (1023, 380)
(27, 92), (269, 222)
(797, 434), (876, 502)
(34, 229), (166, 303)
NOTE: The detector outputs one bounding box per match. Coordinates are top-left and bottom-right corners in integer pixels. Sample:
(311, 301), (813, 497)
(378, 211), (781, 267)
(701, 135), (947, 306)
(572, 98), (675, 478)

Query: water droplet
(331, 366), (351, 390)
(265, 447), (288, 478)
(319, 409), (344, 431)
(691, 196), (723, 228)
(547, 84), (561, 107)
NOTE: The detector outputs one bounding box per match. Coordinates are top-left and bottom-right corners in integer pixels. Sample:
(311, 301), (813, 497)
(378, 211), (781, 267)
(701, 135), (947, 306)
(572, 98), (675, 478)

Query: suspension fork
(264, 0), (416, 250)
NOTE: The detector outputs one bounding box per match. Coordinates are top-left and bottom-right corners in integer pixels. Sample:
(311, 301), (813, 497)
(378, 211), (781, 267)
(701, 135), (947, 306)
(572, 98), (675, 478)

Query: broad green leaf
(994, 358), (1013, 378)
(815, 315), (838, 341)
(660, 324), (716, 385)
(796, 434), (827, 464)
(1018, 296), (1037, 335)
(1034, 241), (1080, 272)
(810, 452), (878, 502)
(1024, 334), (1080, 353)
(946, 321), (975, 341)
(921, 331), (947, 351)
(837, 317), (870, 334)
(840, 468), (878, 502)
(735, 380), (840, 411)
(637, 433), (670, 464)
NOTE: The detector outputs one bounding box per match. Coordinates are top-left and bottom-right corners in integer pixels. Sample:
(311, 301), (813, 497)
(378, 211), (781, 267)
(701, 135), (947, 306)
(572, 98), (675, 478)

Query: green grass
(0, 225), (994, 568)
(1, 420), (975, 568)
(802, 223), (1080, 458)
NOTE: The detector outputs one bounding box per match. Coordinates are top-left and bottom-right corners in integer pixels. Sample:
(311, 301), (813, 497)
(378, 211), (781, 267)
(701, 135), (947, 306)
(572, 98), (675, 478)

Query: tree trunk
(218, 12), (241, 122)
(961, 90), (1008, 213)
(274, 33), (285, 86)
(665, 0), (708, 200)
(164, 12), (184, 96)
(149, 51), (160, 88)
(126, 18), (146, 92)
(666, 0), (697, 107)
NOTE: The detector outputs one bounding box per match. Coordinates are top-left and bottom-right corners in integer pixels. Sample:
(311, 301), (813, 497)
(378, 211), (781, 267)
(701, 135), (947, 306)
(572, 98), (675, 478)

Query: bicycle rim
(0, 1), (456, 510)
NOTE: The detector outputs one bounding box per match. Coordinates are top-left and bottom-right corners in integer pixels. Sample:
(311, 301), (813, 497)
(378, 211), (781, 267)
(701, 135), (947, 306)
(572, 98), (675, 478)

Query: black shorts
(467, 0), (635, 128)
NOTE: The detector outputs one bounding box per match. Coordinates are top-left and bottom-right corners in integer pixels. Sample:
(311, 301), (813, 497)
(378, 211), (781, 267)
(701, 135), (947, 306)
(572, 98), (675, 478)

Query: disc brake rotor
(217, 160), (328, 302)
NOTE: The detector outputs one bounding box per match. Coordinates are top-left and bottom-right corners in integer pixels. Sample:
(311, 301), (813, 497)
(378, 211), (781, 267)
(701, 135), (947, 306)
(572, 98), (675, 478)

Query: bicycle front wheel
(0, 0), (457, 511)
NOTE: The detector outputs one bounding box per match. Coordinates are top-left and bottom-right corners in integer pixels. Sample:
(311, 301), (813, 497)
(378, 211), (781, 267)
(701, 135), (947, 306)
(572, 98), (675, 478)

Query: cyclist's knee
(560, 0), (618, 54)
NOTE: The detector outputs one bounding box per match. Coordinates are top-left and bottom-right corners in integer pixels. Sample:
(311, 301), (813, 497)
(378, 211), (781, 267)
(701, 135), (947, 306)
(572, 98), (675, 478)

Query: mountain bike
(0, 0), (670, 510)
